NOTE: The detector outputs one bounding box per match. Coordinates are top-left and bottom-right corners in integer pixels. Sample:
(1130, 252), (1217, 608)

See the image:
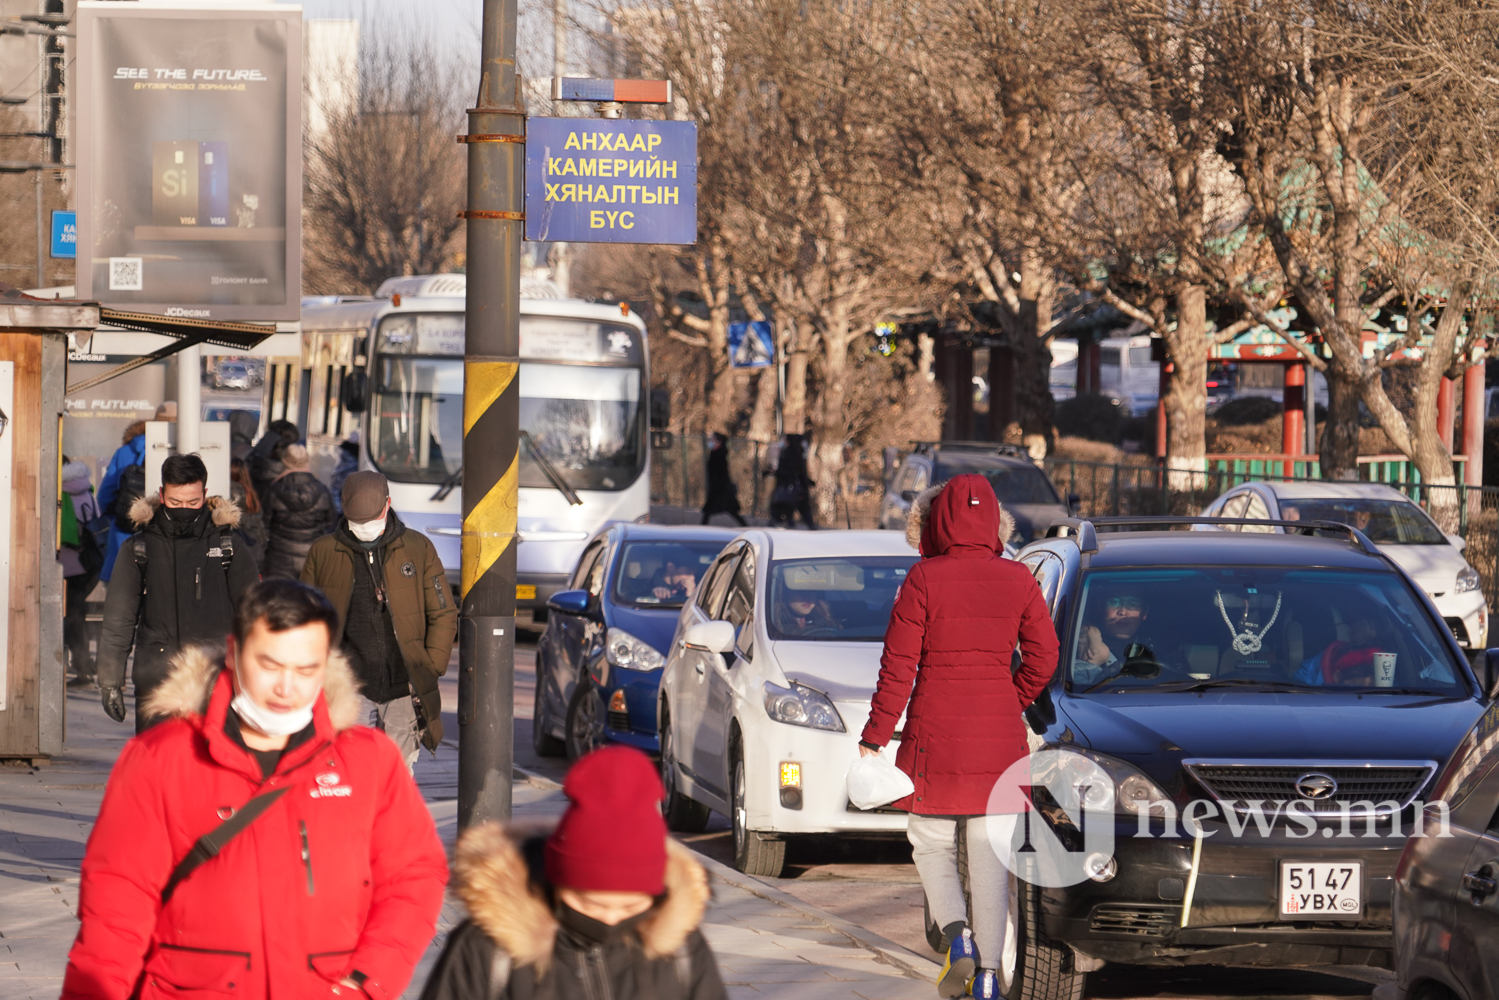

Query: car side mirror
(1484, 648), (1499, 700)
(1067, 493), (1081, 514)
(683, 620), (735, 653)
(341, 369), (368, 414)
(1447, 533), (1467, 552)
(900, 489), (918, 503)
(547, 589), (591, 616)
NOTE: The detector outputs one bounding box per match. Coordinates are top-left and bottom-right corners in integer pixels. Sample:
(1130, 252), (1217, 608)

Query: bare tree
(303, 28), (469, 294)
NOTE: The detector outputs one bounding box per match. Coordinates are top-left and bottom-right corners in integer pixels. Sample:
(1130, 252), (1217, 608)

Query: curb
(690, 849), (942, 983)
(512, 764), (563, 790)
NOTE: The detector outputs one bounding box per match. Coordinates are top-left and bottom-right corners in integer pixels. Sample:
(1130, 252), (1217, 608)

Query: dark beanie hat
(545, 746), (668, 894)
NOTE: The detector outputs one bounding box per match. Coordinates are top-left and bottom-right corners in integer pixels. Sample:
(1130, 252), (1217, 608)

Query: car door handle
(694, 661), (705, 675)
(1462, 872), (1497, 898)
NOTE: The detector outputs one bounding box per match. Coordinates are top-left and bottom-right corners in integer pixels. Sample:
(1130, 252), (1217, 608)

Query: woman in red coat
(63, 580), (448, 1000)
(860, 475), (1058, 999)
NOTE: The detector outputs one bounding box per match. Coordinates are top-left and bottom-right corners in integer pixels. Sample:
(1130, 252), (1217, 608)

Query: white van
(1049, 335), (1160, 415)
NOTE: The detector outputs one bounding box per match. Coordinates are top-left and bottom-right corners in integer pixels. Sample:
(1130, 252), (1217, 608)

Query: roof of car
(610, 523), (744, 543)
(758, 529), (918, 561)
(1252, 480), (1414, 502)
(1083, 529), (1394, 570)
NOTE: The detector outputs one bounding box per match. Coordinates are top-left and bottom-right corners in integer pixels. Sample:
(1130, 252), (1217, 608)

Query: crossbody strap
(160, 786), (290, 904)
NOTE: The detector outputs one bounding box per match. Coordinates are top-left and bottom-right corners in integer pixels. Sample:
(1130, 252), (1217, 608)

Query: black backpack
(113, 464), (146, 533)
(77, 513), (107, 576)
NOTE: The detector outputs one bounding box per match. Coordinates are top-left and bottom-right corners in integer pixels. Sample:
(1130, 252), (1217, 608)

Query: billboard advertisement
(75, 3), (301, 321)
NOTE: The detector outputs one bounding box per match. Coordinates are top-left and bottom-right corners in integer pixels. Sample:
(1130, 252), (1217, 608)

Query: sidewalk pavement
(0, 687), (942, 1000)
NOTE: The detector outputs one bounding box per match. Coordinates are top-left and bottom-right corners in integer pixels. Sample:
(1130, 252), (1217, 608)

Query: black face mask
(557, 899), (656, 946)
(162, 505), (205, 531)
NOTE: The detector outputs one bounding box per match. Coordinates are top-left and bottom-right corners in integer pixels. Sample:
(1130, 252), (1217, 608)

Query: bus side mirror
(342, 370), (368, 414)
(650, 388), (671, 430)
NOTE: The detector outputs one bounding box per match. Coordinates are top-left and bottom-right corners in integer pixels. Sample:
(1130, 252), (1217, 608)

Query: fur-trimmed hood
(141, 642), (364, 732)
(453, 822), (711, 975)
(128, 493), (242, 530)
(906, 483), (1015, 554)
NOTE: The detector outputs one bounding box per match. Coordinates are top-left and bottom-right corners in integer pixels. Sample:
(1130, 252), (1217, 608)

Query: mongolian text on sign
(51, 211), (76, 259)
(525, 118), (697, 245)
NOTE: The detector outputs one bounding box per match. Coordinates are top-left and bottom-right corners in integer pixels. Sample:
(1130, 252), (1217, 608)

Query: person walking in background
(420, 745), (725, 1000)
(60, 458), (103, 688)
(63, 579), (448, 1000)
(331, 430), (361, 512)
(248, 418), (298, 500)
(96, 403), (176, 583)
(768, 432), (815, 529)
(701, 432), (748, 526)
(95, 453), (259, 731)
(260, 443), (335, 579)
(858, 476), (1059, 999)
(300, 471), (456, 769)
(229, 454), (267, 557)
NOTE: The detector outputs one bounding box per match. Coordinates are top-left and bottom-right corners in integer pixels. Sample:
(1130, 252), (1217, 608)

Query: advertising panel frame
(74, 2), (302, 322)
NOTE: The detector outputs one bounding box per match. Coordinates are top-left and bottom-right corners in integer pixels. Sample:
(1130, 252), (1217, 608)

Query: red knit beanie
(545, 746), (668, 894)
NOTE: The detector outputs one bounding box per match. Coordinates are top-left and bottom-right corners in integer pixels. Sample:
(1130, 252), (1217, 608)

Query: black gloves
(101, 686), (126, 723)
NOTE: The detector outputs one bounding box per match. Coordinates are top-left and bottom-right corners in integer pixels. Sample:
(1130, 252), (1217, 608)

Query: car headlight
(763, 681), (846, 732)
(1457, 565), (1482, 594)
(604, 628), (664, 671)
(1057, 747), (1173, 816)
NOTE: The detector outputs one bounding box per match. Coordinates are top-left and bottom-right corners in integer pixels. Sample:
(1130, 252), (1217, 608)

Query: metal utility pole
(548, 0), (571, 297)
(457, 0), (525, 830)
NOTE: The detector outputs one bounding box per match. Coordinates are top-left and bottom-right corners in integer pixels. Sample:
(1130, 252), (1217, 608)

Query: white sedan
(1201, 480), (1489, 648)
(657, 530), (918, 876)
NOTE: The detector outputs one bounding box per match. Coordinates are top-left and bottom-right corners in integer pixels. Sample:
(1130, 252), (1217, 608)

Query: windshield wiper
(430, 465), (463, 502)
(520, 430), (583, 506)
(1355, 687), (1452, 696)
(1137, 678), (1302, 694)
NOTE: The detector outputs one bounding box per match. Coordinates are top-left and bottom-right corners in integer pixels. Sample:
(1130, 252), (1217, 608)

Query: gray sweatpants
(907, 813), (1012, 971)
(359, 694), (421, 770)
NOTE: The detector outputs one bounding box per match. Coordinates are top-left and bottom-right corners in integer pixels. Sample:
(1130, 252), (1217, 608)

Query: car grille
(1089, 904), (1179, 937)
(607, 710), (632, 732)
(1185, 760), (1436, 815)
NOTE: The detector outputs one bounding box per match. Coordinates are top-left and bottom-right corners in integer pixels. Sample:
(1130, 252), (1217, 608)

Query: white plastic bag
(847, 750), (915, 810)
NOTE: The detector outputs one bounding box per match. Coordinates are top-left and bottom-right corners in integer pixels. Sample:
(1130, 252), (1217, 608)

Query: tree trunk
(1403, 290), (1468, 530)
(746, 365), (779, 443)
(1163, 285), (1209, 490)
(1320, 368), (1362, 480)
(810, 331), (850, 525)
(702, 242), (735, 435)
(782, 319), (814, 434)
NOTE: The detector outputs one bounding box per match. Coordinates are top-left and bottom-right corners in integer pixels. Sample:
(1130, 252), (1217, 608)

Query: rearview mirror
(1447, 533), (1467, 552)
(1484, 648), (1499, 700)
(1067, 493), (1081, 514)
(900, 489), (918, 503)
(547, 589), (591, 616)
(683, 620), (735, 653)
(341, 370), (368, 414)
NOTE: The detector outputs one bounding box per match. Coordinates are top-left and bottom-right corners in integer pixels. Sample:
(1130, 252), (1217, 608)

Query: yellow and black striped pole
(458, 0), (524, 830)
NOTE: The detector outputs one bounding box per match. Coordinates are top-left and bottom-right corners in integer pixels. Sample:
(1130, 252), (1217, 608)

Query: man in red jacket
(63, 579), (448, 1000)
(860, 475), (1059, 1000)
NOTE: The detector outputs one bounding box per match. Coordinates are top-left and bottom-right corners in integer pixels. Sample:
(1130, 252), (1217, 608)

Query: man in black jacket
(96, 453), (260, 730)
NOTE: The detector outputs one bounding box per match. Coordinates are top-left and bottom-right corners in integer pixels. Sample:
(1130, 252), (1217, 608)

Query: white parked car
(1201, 481), (1489, 648)
(657, 529), (919, 876)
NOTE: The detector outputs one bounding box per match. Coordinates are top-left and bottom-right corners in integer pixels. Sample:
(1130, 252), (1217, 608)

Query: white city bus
(297, 273), (650, 612)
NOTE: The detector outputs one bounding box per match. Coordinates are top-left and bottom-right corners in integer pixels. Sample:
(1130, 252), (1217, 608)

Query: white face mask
(232, 687), (316, 737)
(348, 515), (386, 542)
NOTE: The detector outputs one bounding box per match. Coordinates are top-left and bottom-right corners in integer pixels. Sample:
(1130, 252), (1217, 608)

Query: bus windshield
(369, 313), (645, 490)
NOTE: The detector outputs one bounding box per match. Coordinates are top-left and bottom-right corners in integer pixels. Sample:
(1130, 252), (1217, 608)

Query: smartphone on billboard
(152, 140), (199, 226)
(199, 142), (229, 227)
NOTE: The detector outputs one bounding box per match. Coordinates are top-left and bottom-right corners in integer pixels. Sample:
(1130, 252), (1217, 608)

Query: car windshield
(1069, 567), (1467, 695)
(613, 541), (731, 609)
(766, 556), (918, 642)
(1276, 498), (1446, 544)
(936, 462), (1060, 505)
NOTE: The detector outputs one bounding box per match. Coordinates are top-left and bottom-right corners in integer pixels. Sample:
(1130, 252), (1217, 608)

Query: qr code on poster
(108, 257), (143, 291)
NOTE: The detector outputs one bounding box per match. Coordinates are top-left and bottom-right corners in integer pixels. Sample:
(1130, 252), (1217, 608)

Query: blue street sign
(526, 118), (697, 245)
(728, 321), (774, 367)
(50, 210), (76, 258)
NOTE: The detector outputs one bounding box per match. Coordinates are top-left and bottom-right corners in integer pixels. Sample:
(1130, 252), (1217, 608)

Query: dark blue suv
(532, 523), (740, 761)
(968, 516), (1489, 1000)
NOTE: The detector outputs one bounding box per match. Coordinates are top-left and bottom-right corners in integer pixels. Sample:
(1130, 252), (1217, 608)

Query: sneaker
(969, 970), (1001, 999)
(937, 927), (977, 999)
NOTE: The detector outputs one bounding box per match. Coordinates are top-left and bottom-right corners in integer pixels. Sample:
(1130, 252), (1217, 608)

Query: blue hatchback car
(532, 523), (741, 761)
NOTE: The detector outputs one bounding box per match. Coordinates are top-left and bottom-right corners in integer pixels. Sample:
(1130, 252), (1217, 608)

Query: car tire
(660, 707), (711, 833)
(565, 677), (607, 762)
(531, 657), (565, 758)
(732, 752), (786, 877)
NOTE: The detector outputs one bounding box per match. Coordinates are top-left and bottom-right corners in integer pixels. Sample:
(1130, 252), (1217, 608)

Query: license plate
(1279, 861), (1363, 919)
(516, 585), (537, 600)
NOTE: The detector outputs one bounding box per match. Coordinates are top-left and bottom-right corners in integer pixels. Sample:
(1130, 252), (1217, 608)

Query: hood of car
(1006, 503), (1070, 544)
(1058, 692), (1483, 782)
(605, 604), (685, 656)
(770, 640), (885, 702)
(1373, 543), (1466, 594)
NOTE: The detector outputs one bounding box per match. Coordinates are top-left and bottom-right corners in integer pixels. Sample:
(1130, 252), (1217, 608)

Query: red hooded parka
(62, 646), (448, 1000)
(861, 474), (1060, 815)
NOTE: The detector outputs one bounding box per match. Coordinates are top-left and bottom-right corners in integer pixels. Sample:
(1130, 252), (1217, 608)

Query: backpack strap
(218, 525), (234, 575)
(160, 786), (290, 903)
(674, 944), (693, 987)
(487, 948), (511, 1000)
